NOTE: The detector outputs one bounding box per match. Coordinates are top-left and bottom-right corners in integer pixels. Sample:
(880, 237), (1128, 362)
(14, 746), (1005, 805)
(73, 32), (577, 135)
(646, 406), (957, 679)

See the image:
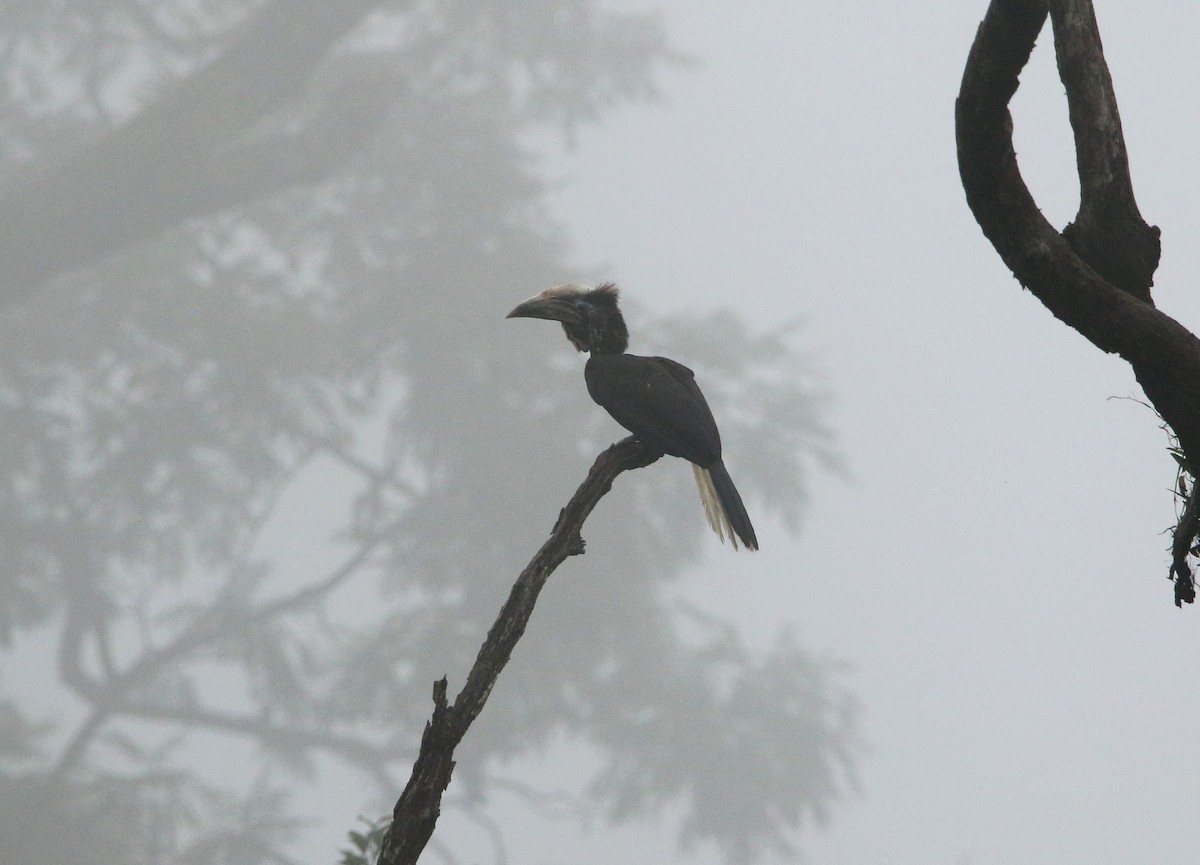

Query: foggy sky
(504, 1), (1200, 863)
(7, 3), (1199, 864)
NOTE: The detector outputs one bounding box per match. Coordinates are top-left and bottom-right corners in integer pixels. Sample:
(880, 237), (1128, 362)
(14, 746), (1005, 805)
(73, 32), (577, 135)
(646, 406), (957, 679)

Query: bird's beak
(506, 294), (581, 324)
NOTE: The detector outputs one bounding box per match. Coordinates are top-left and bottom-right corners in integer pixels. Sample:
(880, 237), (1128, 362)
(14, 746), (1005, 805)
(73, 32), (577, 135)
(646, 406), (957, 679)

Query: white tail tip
(692, 464), (739, 550)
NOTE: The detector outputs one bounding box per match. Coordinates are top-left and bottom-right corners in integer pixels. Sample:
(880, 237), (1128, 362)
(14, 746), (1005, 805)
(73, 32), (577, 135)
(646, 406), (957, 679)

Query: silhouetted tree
(0, 3), (856, 863)
(957, 0), (1200, 603)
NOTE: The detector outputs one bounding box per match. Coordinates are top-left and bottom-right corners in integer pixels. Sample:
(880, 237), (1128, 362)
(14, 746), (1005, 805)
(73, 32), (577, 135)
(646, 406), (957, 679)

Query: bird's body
(584, 353), (719, 464)
(507, 283), (758, 550)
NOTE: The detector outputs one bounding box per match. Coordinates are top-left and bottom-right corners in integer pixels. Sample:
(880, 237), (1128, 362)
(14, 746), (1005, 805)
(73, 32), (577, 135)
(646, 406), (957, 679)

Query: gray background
(520, 1), (1200, 862)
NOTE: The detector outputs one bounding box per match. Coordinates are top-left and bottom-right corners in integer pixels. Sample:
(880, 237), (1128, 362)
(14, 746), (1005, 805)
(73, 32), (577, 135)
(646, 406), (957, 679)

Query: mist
(2, 3), (1199, 865)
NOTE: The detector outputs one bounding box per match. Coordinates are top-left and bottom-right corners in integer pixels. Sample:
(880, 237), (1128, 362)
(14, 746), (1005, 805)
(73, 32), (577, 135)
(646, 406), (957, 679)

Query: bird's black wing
(584, 353), (722, 465)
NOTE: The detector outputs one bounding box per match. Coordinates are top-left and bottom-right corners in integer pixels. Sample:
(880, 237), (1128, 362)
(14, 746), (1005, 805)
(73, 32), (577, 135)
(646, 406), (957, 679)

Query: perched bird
(507, 283), (758, 550)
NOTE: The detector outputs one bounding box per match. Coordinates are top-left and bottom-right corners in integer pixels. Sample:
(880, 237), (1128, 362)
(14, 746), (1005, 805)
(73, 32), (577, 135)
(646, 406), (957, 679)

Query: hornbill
(507, 283), (758, 550)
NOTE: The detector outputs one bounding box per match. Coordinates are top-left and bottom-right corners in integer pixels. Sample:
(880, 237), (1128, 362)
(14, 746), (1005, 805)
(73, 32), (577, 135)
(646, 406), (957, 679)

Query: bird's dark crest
(582, 284), (628, 354)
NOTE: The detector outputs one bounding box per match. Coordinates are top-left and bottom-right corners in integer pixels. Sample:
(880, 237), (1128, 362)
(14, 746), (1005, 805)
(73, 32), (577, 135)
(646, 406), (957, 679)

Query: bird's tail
(692, 460), (759, 551)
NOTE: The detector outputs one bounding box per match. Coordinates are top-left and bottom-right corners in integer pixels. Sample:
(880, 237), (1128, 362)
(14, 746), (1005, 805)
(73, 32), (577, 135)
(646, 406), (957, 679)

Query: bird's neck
(589, 341), (626, 356)
(588, 314), (629, 354)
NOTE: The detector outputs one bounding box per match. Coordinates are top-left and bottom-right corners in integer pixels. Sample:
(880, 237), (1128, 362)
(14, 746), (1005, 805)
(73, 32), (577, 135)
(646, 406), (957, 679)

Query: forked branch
(956, 0), (1200, 602)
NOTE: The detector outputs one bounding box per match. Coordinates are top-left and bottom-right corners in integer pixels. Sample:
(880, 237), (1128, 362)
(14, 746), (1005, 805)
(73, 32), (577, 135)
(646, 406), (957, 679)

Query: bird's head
(506, 282), (628, 354)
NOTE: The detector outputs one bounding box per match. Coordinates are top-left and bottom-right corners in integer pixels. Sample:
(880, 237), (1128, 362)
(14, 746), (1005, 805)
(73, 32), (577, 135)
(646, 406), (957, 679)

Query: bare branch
(377, 437), (661, 865)
(954, 1), (1182, 373)
(956, 0), (1200, 601)
(1050, 0), (1160, 302)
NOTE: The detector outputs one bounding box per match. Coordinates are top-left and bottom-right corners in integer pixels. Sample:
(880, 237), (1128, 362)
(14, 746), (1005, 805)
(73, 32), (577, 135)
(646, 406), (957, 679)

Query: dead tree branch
(956, 0), (1200, 602)
(377, 436), (661, 865)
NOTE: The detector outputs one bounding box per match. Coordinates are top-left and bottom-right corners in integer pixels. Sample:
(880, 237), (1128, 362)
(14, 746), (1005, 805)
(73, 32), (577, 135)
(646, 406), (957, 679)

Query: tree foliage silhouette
(0, 3), (856, 863)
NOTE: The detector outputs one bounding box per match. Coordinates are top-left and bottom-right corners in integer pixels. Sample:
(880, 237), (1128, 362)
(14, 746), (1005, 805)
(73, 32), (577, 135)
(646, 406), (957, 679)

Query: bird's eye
(574, 300), (592, 312)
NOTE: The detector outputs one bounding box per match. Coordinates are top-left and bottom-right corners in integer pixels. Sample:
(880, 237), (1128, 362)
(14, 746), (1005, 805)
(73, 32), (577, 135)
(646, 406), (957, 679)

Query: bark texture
(956, 0), (1200, 603)
(377, 437), (661, 865)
